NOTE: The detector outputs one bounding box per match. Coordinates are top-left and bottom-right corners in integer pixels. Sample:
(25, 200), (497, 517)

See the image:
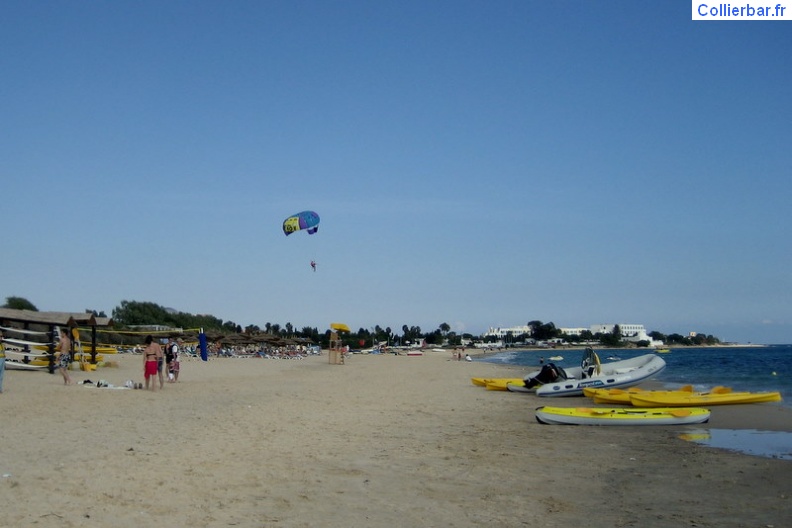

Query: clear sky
(2, 1), (790, 344)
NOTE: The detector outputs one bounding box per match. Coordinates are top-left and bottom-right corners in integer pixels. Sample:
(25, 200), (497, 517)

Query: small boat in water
(535, 406), (711, 426)
(525, 348), (666, 397)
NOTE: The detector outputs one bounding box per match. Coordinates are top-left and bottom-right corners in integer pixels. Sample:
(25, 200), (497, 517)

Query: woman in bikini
(143, 335), (163, 391)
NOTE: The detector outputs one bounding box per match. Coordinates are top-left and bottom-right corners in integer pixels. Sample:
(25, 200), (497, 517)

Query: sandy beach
(1, 351), (790, 528)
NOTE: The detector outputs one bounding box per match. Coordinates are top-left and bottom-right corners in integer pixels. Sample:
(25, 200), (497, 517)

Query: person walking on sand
(55, 328), (73, 385)
(143, 335), (163, 391)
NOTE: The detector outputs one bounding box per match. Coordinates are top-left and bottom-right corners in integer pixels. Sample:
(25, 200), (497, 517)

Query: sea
(476, 344), (792, 459)
(475, 345), (792, 408)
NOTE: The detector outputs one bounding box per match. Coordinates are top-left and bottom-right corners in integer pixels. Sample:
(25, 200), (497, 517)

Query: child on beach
(168, 341), (180, 382)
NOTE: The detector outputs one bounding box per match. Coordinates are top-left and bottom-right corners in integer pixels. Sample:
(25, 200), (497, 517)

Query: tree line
(2, 297), (721, 349)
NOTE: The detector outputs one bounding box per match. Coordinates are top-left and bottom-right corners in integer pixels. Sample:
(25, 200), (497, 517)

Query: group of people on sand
(142, 336), (181, 391)
(0, 329), (183, 393)
(56, 331), (182, 391)
(452, 349), (472, 362)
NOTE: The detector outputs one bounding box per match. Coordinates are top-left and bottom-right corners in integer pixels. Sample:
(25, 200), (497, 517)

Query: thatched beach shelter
(0, 308), (113, 370)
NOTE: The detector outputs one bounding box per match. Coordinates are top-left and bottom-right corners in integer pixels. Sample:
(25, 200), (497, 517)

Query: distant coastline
(463, 342), (769, 358)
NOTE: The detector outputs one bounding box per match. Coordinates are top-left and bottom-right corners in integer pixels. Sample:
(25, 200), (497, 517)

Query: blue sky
(2, 1), (790, 344)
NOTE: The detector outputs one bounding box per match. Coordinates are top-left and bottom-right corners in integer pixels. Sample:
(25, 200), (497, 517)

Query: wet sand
(1, 351), (790, 527)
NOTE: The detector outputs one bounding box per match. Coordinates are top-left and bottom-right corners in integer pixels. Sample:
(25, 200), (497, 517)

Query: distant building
(559, 327), (588, 336)
(483, 325), (533, 338)
(475, 340), (504, 349)
(590, 323), (646, 337)
(482, 322), (664, 347)
(590, 323), (664, 347)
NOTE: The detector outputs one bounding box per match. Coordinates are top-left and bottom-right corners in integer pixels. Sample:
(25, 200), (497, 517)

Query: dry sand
(1, 351), (790, 528)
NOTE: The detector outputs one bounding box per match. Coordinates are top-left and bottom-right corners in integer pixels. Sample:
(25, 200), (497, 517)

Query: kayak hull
(535, 406), (711, 426)
(630, 391), (782, 407)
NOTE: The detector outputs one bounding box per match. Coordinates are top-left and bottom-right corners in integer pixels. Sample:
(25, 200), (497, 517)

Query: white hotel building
(485, 323), (664, 346)
(483, 325), (533, 338)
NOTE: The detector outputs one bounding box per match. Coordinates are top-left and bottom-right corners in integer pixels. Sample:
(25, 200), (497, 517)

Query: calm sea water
(476, 345), (792, 407)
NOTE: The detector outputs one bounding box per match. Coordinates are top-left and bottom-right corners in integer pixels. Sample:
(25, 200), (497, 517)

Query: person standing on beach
(156, 338), (166, 389)
(167, 338), (181, 383)
(55, 328), (73, 385)
(0, 330), (6, 393)
(165, 338), (177, 382)
(143, 335), (163, 391)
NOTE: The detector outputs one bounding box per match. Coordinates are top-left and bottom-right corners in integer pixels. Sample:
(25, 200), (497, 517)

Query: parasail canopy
(283, 211), (320, 236)
(330, 322), (351, 333)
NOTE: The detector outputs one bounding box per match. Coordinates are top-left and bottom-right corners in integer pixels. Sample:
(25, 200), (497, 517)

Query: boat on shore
(630, 390), (782, 407)
(583, 385), (701, 405)
(471, 377), (526, 391)
(535, 406), (711, 426)
(525, 349), (666, 397)
(484, 378), (525, 391)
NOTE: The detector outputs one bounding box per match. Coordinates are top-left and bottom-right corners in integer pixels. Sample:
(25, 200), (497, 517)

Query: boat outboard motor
(525, 362), (565, 388)
(580, 347), (600, 379)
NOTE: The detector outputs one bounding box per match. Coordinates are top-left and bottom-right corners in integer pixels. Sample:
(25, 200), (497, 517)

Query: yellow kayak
(485, 378), (525, 391)
(583, 385), (705, 405)
(471, 377), (524, 390)
(583, 387), (649, 405)
(630, 390), (782, 407)
(35, 345), (118, 354)
(30, 353), (105, 366)
(536, 406), (711, 425)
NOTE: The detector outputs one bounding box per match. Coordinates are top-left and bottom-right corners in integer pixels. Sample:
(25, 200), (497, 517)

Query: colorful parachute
(283, 211), (320, 236)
